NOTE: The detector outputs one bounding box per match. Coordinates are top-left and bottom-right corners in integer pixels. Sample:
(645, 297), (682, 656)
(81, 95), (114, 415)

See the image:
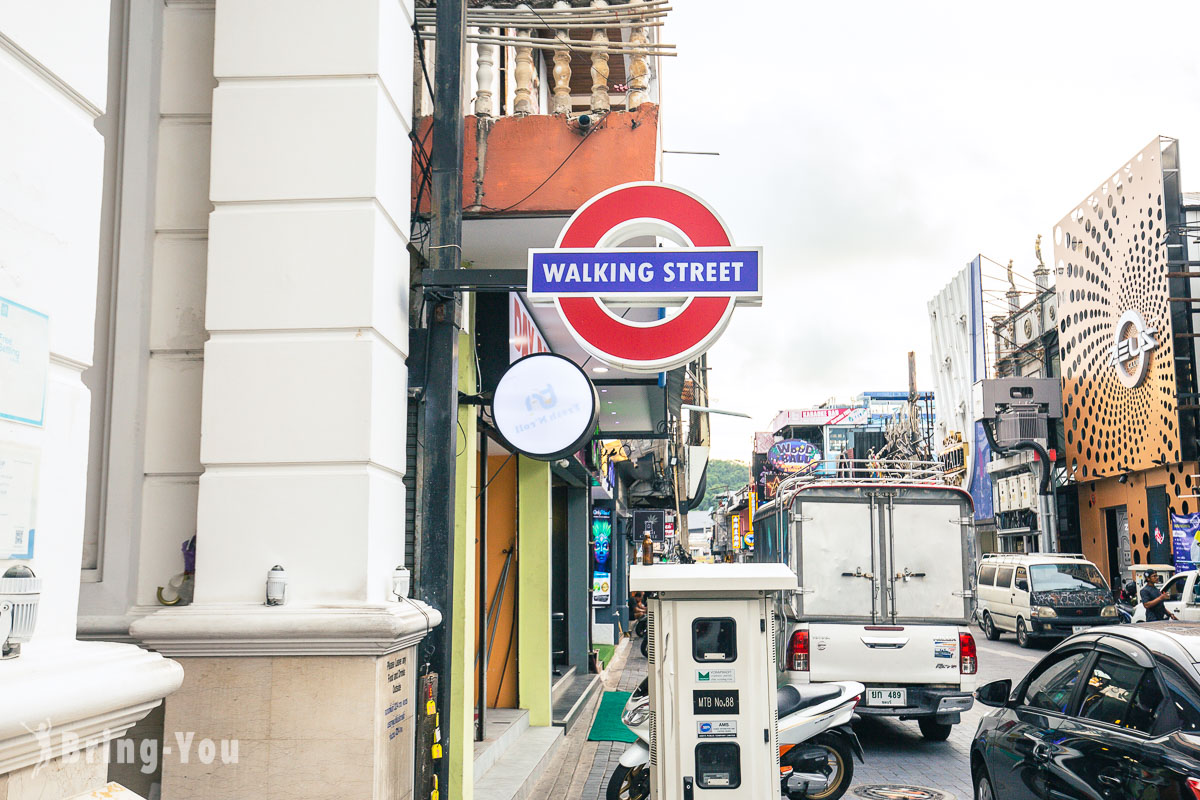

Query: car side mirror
(976, 679), (1012, 708)
(1015, 579), (1029, 592)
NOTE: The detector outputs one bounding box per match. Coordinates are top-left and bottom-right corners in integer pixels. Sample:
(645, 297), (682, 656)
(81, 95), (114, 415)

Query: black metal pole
(477, 432), (488, 741)
(417, 1), (466, 797)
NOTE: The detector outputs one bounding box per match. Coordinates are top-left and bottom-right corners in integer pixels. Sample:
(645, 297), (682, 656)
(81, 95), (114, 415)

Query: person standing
(1140, 569), (1178, 622)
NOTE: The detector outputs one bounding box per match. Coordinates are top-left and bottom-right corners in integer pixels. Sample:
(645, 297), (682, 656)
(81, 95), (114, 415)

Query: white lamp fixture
(265, 565), (288, 606)
(0, 564), (41, 659)
(392, 566), (411, 599)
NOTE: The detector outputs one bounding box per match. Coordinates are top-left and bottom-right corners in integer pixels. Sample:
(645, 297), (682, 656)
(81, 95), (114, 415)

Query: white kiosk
(630, 563), (798, 799)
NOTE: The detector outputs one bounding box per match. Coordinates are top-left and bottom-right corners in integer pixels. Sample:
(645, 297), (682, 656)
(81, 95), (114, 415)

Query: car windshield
(1030, 563), (1108, 592)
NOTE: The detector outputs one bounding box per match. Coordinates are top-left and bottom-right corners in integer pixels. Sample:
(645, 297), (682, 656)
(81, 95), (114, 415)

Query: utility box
(631, 563), (797, 799)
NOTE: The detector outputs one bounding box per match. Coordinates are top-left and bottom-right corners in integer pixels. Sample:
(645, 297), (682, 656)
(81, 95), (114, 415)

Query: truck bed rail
(772, 459), (947, 507)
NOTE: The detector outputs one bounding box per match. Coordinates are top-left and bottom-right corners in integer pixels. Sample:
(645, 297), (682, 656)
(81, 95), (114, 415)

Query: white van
(975, 553), (1119, 647)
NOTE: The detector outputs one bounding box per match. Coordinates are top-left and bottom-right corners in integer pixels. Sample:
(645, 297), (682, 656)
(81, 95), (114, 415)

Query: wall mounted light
(392, 566), (411, 599)
(0, 565), (41, 659)
(265, 565), (288, 606)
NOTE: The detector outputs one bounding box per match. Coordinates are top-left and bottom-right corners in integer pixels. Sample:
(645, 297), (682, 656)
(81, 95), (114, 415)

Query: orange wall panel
(1076, 463), (1199, 579)
(476, 453), (519, 709)
(412, 105), (659, 217)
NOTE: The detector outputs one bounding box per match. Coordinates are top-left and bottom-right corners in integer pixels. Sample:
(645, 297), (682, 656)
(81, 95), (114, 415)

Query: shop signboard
(731, 514), (741, 550)
(528, 183), (763, 372)
(492, 353), (599, 461)
(1172, 513), (1200, 572)
(593, 506), (613, 572)
(0, 297), (50, 427)
(592, 572), (611, 606)
(634, 509), (667, 543)
(766, 439), (821, 474)
(508, 293), (550, 363)
(0, 441), (39, 559)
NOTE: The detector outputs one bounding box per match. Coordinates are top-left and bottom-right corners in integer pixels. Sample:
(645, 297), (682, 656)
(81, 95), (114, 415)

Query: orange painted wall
(475, 453), (519, 709)
(1076, 462), (1199, 579)
(412, 105), (659, 216)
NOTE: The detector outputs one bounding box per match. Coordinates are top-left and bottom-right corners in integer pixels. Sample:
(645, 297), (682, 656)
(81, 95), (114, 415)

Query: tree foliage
(699, 459), (750, 510)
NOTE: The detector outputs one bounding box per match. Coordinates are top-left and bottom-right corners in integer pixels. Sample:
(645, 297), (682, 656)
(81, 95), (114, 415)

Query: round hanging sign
(491, 353), (599, 461)
(527, 182), (763, 372)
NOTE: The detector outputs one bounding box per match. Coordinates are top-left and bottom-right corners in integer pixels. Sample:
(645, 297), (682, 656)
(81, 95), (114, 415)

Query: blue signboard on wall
(967, 256), (994, 522)
(971, 421), (993, 521)
(1172, 513), (1200, 571)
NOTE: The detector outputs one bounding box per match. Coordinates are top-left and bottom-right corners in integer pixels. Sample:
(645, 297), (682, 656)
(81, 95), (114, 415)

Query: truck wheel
(1016, 618), (1033, 649)
(918, 718), (953, 742)
(982, 612), (1001, 641)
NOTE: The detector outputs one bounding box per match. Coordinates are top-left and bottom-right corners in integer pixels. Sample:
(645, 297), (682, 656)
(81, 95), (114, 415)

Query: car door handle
(1097, 773), (1122, 788)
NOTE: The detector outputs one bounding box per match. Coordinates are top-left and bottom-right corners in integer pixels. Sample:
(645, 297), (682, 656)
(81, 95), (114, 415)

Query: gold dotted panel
(1055, 139), (1180, 480)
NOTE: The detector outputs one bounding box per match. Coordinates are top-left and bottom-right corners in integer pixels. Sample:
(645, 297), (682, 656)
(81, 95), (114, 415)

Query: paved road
(543, 625), (1055, 800)
(852, 626), (1052, 798)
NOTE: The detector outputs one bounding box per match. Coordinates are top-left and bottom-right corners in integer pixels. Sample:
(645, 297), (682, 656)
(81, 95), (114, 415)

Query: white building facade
(2, 1), (435, 798)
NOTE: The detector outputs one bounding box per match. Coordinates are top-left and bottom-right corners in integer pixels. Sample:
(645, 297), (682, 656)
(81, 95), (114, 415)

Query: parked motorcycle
(607, 678), (865, 800)
(1117, 579), (1138, 624)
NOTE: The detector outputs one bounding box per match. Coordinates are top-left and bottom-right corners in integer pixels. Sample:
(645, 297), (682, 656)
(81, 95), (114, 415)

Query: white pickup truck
(1132, 569), (1200, 622)
(754, 464), (978, 741)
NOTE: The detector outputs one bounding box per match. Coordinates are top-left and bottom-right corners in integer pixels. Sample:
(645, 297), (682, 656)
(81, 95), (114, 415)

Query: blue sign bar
(527, 247), (763, 299)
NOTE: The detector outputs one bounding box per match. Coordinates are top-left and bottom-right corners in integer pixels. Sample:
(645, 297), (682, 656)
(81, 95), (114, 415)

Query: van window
(996, 566), (1015, 588)
(1029, 563), (1109, 593)
(979, 565), (997, 586)
(1015, 566), (1029, 590)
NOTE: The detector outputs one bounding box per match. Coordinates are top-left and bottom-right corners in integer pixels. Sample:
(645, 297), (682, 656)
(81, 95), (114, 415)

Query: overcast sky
(657, 1), (1200, 460)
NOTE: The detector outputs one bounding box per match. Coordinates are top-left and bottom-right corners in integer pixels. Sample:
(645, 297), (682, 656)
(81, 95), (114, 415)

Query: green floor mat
(587, 690), (638, 742)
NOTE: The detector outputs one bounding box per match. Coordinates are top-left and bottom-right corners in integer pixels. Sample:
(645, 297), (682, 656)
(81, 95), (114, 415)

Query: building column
(566, 487), (590, 671)
(517, 457), (552, 726)
(449, 316), (478, 800)
(131, 1), (438, 798)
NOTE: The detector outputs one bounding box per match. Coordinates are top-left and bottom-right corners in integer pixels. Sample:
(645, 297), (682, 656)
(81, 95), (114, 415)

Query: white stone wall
(196, 0), (414, 605)
(137, 1), (215, 607)
(0, 3), (111, 641)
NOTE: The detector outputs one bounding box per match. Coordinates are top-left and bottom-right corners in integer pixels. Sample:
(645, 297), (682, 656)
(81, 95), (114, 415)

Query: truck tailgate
(808, 623), (962, 684)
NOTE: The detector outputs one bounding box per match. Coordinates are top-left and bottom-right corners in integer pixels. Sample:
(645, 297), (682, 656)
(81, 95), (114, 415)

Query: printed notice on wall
(0, 442), (39, 559)
(0, 297), (50, 427)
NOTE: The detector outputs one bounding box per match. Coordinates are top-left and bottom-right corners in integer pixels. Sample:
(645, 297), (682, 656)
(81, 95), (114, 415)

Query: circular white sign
(1110, 308), (1158, 389)
(492, 353), (599, 460)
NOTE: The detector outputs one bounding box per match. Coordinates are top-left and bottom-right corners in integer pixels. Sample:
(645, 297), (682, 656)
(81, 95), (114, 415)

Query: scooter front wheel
(607, 764), (650, 800)
(783, 733), (854, 800)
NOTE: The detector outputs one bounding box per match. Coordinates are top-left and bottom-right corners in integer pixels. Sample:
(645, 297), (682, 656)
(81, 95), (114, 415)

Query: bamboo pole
(416, 31), (676, 53)
(415, 0), (669, 15)
(419, 18), (667, 28)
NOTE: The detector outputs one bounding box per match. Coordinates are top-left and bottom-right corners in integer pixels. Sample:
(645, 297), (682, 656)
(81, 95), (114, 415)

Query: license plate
(866, 688), (906, 707)
(1072, 625), (1090, 634)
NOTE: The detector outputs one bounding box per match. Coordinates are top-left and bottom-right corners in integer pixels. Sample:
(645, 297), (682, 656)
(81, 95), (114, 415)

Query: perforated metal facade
(1055, 138), (1191, 479)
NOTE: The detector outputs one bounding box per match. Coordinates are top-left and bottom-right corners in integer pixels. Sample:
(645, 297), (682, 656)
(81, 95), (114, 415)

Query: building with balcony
(1, 1), (715, 797)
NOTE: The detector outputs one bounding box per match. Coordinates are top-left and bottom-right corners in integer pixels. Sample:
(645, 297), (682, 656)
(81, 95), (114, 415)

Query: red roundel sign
(527, 183), (762, 372)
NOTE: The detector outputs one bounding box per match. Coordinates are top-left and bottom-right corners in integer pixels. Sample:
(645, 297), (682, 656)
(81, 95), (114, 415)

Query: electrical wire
(475, 112), (612, 213)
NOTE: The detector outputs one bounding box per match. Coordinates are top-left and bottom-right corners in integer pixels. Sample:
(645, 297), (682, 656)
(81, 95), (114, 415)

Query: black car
(971, 623), (1200, 800)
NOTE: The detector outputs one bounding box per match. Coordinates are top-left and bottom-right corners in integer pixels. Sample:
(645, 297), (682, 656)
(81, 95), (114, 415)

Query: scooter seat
(777, 684), (843, 718)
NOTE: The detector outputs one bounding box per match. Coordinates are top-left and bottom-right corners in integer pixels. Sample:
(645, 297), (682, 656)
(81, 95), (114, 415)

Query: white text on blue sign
(528, 247), (762, 301)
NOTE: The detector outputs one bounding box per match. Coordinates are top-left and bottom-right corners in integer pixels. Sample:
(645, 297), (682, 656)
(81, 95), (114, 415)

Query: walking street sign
(528, 183), (763, 372)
